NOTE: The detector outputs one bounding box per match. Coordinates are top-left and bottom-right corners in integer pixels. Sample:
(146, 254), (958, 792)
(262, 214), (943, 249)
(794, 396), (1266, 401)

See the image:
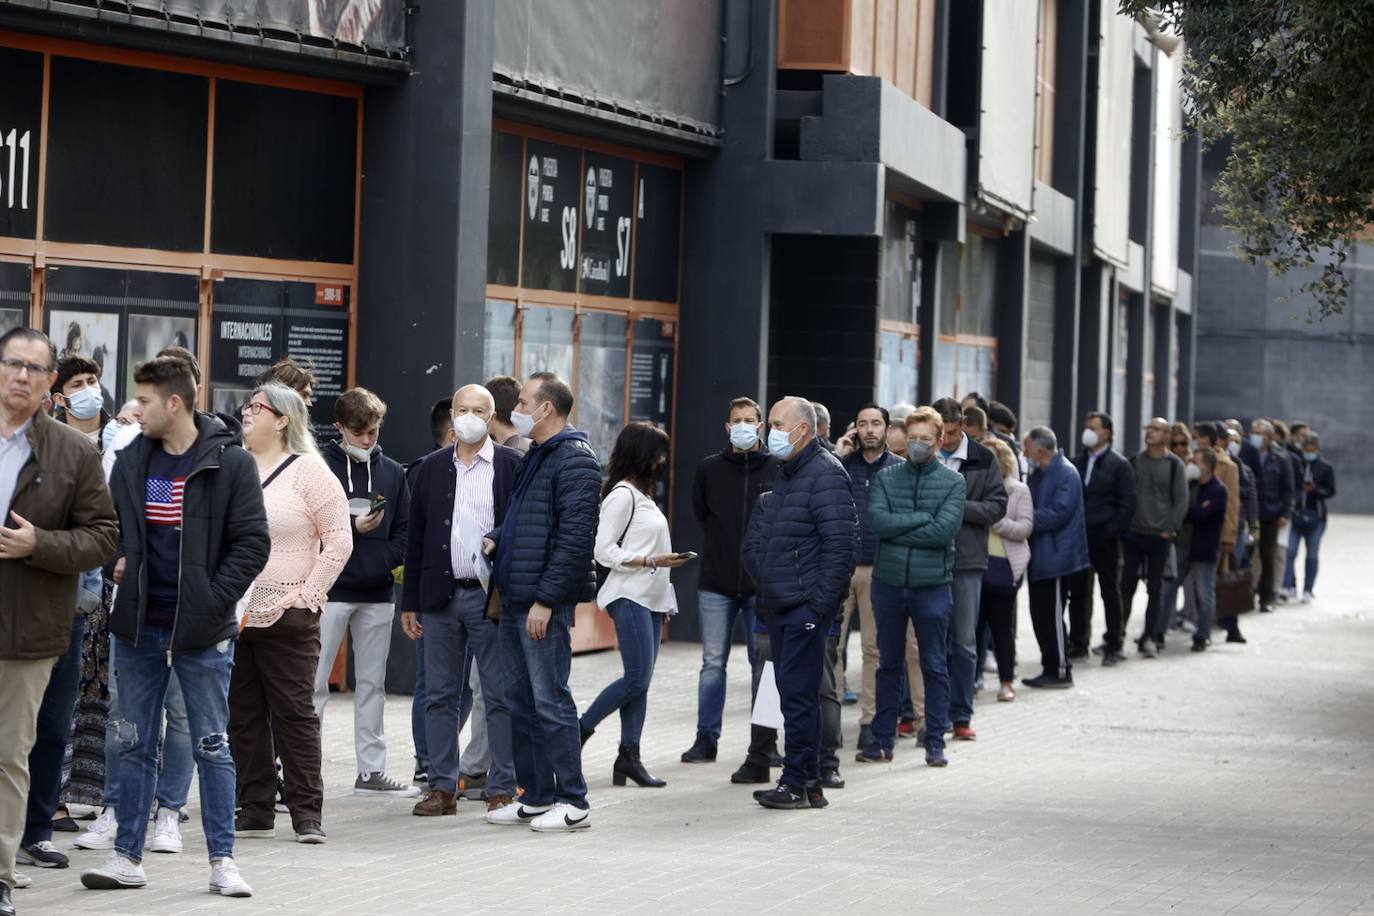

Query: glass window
(487, 132), (523, 286)
(878, 330), (918, 409)
(881, 202), (920, 324)
(577, 312), (628, 464)
(937, 241), (958, 335)
(960, 234), (999, 338)
(520, 305), (575, 382)
(1111, 298), (1128, 431)
(483, 299), (516, 378)
(1143, 301), (1156, 420)
(935, 338), (957, 401)
(0, 261), (31, 334)
(521, 142), (582, 293)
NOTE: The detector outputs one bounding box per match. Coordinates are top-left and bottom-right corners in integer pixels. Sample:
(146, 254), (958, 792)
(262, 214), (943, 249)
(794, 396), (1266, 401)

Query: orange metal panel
(874, 0), (898, 84)
(778, 0), (849, 71)
(849, 0), (876, 75)
(895, 0), (918, 98)
(915, 0), (936, 108)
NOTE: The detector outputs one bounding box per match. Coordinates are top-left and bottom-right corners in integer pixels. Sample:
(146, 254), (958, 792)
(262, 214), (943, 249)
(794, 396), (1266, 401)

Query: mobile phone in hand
(675, 551), (699, 560)
(368, 491), (387, 513)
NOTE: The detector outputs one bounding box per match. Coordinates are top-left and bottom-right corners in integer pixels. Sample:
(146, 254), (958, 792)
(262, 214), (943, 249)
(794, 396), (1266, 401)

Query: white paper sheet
(751, 660), (785, 730)
(456, 506), (492, 592)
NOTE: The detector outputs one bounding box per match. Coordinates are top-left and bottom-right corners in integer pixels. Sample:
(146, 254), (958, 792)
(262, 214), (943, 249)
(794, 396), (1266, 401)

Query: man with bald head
(401, 384), (523, 818)
(743, 396), (857, 810)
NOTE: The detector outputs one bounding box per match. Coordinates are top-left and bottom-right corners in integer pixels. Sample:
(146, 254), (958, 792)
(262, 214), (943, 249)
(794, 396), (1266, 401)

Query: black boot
(580, 720), (595, 747)
(613, 745), (667, 788)
(680, 732), (717, 763)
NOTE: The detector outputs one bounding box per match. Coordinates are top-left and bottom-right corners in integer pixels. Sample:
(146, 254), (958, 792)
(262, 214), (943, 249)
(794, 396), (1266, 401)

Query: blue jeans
(581, 599), (664, 745)
(22, 613), (85, 845)
(104, 634), (194, 813)
(1184, 561), (1217, 643)
(946, 571), (981, 726)
(411, 635), (428, 762)
(871, 580), (953, 754)
(694, 591), (757, 741)
(500, 605), (587, 808)
(420, 587), (515, 796)
(111, 627), (236, 862)
(1284, 519), (1326, 593)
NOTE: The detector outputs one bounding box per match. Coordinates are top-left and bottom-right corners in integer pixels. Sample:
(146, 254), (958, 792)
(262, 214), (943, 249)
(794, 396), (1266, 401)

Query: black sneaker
(1066, 645), (1089, 660)
(1225, 631), (1248, 644)
(1022, 673), (1074, 690)
(1091, 643), (1109, 657)
(413, 757), (429, 786)
(755, 782), (809, 810)
(18, 840), (68, 868)
(274, 760), (288, 814)
(817, 768), (845, 790)
(294, 822), (327, 844)
(234, 815), (274, 839)
(925, 747), (948, 767)
(1191, 639), (1208, 653)
(805, 781), (829, 809)
(680, 733), (717, 763)
(730, 761), (771, 784)
(1102, 649), (1127, 667)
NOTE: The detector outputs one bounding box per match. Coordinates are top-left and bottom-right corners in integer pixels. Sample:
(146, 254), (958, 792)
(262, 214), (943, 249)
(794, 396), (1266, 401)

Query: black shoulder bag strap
(261, 453), (299, 490)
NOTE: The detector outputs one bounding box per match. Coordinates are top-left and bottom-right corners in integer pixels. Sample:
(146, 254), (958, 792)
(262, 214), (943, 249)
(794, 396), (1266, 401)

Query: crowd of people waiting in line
(0, 323), (1337, 910)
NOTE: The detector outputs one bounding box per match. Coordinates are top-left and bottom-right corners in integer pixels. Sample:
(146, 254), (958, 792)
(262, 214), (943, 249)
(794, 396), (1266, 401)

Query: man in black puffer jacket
(743, 396), (857, 812)
(487, 372), (600, 832)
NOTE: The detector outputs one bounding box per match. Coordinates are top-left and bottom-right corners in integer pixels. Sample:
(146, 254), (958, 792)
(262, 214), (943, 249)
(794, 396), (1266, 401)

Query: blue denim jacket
(76, 567), (103, 615)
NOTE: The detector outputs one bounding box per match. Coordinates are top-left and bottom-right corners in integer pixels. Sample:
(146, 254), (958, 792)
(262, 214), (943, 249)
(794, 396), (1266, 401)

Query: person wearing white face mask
(681, 396), (780, 766)
(401, 385), (523, 821)
(1068, 411), (1136, 666)
(52, 355), (112, 447)
(315, 388), (416, 799)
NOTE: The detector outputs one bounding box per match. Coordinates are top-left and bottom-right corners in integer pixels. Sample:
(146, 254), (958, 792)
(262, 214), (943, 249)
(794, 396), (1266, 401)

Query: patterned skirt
(61, 580), (114, 808)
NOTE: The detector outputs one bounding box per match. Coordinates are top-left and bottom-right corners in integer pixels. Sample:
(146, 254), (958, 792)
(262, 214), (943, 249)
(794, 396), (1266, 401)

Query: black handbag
(594, 485), (637, 592)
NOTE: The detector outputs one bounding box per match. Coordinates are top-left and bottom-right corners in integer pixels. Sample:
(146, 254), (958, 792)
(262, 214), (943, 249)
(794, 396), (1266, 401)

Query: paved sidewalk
(17, 516), (1374, 915)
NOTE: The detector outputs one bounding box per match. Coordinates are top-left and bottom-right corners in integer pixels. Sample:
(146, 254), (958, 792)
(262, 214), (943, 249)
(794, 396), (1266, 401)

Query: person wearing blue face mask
(52, 355), (112, 449)
(681, 397), (780, 767)
(1284, 431), (1335, 603)
(742, 396), (857, 810)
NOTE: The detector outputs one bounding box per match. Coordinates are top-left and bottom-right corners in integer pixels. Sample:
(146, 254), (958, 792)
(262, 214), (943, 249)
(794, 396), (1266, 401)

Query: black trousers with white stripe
(1028, 576), (1072, 681)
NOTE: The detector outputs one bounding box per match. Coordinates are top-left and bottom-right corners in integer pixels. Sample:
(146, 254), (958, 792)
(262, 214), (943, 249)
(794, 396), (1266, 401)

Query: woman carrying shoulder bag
(980, 437), (1033, 703)
(578, 423), (690, 788)
(229, 382), (352, 844)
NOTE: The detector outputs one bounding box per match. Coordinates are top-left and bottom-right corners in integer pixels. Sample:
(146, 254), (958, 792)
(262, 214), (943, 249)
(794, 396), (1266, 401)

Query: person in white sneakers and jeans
(82, 356), (269, 896)
(314, 388), (416, 798)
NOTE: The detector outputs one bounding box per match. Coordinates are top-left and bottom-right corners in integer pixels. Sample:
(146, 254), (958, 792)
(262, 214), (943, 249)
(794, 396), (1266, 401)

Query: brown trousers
(0, 657), (56, 890)
(229, 609), (323, 829)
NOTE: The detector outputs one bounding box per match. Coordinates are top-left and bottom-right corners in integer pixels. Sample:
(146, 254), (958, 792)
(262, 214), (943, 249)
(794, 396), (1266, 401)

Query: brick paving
(16, 516), (1374, 915)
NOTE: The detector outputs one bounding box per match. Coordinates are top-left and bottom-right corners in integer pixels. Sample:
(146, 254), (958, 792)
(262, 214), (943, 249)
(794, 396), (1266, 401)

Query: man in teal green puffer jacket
(859, 406), (966, 768)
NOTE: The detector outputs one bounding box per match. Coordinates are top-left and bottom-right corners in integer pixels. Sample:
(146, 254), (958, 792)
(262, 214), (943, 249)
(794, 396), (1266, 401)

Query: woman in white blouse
(579, 423), (691, 788)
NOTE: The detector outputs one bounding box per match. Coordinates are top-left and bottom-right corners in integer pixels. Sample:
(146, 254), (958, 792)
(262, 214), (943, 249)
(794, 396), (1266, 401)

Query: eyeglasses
(1171, 440), (1190, 449)
(0, 357), (53, 377)
(241, 402), (283, 417)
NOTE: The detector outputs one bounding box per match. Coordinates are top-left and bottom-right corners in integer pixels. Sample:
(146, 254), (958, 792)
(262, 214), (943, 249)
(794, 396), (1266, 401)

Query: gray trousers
(421, 587), (514, 796)
(315, 601), (395, 775)
(458, 657), (490, 777)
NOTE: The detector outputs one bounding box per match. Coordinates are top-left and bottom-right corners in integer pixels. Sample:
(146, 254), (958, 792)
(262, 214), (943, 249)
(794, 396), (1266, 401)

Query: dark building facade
(0, 0), (1203, 644)
(1195, 146), (1372, 513)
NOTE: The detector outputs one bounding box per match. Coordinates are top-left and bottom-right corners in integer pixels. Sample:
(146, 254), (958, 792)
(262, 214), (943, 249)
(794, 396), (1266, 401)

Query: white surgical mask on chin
(453, 413), (489, 445)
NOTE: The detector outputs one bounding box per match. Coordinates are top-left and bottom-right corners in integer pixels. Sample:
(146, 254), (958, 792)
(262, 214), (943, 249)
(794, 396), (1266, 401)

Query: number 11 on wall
(0, 129), (33, 210)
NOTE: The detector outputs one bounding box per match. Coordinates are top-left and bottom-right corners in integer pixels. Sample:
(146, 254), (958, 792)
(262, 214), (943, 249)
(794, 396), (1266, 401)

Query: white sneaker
(80, 851), (147, 889)
(74, 807), (118, 850)
(12, 870), (31, 889)
(529, 802), (590, 833)
(67, 803), (101, 820)
(1302, 591), (1315, 603)
(148, 808), (183, 854)
(484, 800), (551, 826)
(209, 857), (253, 897)
(354, 771), (421, 798)
(1139, 638), (1159, 658)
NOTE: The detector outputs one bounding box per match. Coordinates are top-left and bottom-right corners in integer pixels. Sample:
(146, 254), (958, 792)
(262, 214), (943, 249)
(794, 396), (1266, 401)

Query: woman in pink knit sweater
(228, 382), (352, 845)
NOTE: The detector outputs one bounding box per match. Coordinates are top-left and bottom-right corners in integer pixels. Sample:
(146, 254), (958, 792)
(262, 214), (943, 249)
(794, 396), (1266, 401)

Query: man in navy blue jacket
(401, 385), (522, 821)
(487, 373), (601, 832)
(743, 396), (857, 811)
(1022, 427), (1090, 689)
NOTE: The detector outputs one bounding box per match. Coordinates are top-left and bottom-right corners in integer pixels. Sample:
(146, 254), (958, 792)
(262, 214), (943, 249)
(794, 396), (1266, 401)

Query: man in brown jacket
(0, 327), (118, 913)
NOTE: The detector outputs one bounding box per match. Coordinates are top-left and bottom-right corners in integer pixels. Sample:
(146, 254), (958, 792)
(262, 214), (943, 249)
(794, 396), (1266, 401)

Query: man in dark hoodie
(486, 372), (600, 832)
(682, 396), (779, 765)
(86, 355), (268, 896)
(313, 388), (413, 798)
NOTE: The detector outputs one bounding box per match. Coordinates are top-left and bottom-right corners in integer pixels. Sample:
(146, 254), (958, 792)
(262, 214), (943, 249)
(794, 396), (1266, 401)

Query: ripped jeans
(111, 626), (237, 862)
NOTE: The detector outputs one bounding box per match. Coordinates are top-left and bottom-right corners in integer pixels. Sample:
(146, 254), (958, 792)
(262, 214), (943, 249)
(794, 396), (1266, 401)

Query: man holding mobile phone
(314, 388), (415, 798)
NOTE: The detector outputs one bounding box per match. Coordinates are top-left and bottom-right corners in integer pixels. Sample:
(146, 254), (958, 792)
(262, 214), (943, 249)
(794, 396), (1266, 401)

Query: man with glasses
(1120, 418), (1189, 657)
(0, 328), (119, 914)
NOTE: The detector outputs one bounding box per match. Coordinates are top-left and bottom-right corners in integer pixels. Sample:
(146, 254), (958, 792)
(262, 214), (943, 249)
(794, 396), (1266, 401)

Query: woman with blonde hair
(229, 382), (352, 844)
(980, 436), (1033, 702)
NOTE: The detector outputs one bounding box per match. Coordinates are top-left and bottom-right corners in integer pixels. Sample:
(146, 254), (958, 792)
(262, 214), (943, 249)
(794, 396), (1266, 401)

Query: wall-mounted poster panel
(521, 141), (581, 292)
(579, 153), (634, 298)
(209, 277), (351, 439)
(0, 261), (30, 334)
(44, 265), (124, 415)
(0, 47), (43, 241)
(1094, 0), (1135, 268)
(977, 0), (1039, 217)
(487, 131), (524, 286)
